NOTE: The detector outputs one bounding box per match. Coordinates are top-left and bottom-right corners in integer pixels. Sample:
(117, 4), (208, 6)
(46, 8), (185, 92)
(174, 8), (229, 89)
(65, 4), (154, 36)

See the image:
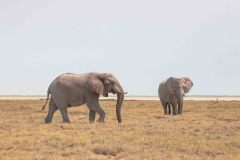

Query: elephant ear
(182, 77), (193, 94)
(166, 77), (176, 94)
(86, 74), (104, 96)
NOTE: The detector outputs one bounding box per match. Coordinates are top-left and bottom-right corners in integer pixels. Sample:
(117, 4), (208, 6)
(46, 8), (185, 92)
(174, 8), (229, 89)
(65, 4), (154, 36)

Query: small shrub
(92, 144), (124, 156)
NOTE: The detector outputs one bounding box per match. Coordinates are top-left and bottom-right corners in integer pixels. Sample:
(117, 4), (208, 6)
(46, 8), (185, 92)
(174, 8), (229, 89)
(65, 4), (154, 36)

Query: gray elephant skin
(42, 72), (125, 123)
(158, 77), (193, 115)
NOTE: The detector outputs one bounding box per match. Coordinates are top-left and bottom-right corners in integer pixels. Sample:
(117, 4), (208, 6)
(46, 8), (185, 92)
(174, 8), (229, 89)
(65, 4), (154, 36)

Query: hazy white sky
(0, 0), (239, 95)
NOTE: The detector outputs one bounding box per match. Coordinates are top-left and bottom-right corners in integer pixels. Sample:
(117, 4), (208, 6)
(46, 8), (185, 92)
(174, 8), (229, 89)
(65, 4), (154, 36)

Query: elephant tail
(41, 89), (50, 110)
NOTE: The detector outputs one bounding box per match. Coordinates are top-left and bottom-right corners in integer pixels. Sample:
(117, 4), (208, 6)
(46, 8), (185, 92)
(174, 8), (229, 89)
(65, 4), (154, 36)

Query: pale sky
(0, 0), (240, 96)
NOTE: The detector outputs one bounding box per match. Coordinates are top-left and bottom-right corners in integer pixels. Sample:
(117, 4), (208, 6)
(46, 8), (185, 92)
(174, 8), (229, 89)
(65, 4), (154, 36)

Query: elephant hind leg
(89, 109), (96, 123)
(45, 99), (58, 123)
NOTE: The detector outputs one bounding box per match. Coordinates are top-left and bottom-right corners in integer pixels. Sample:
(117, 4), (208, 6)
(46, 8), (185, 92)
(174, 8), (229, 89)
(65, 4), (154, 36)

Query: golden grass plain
(0, 100), (239, 160)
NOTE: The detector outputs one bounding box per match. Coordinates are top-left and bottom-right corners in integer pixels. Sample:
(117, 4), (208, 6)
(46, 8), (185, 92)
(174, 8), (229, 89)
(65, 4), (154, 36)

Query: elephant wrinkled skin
(42, 72), (125, 123)
(158, 77), (193, 115)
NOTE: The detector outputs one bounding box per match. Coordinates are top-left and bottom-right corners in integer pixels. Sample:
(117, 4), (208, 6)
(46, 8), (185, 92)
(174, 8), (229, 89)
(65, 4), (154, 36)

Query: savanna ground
(0, 99), (239, 160)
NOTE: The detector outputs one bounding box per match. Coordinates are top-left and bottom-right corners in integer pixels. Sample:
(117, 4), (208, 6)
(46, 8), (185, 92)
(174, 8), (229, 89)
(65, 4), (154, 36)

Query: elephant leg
(87, 98), (105, 123)
(59, 106), (70, 123)
(93, 105), (105, 123)
(172, 99), (178, 115)
(161, 100), (168, 115)
(96, 109), (105, 123)
(163, 104), (168, 115)
(89, 109), (96, 123)
(167, 103), (171, 115)
(172, 104), (177, 115)
(45, 100), (58, 123)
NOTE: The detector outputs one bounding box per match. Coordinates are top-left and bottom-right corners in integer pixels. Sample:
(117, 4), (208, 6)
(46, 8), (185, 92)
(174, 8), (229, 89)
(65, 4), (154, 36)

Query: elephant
(41, 72), (125, 123)
(158, 77), (193, 115)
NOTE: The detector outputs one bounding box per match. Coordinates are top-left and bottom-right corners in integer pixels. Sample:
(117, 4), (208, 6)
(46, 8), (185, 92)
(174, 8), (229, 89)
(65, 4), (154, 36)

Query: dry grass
(0, 99), (239, 160)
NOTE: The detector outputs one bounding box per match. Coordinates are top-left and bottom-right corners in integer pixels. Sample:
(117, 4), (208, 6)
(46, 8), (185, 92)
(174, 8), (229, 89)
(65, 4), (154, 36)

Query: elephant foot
(97, 118), (105, 123)
(89, 116), (96, 123)
(45, 118), (52, 124)
(89, 120), (95, 124)
(63, 119), (70, 123)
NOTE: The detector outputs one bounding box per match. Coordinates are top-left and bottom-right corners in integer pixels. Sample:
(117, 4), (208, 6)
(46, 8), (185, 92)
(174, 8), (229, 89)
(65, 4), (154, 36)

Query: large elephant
(42, 72), (125, 123)
(158, 77), (193, 115)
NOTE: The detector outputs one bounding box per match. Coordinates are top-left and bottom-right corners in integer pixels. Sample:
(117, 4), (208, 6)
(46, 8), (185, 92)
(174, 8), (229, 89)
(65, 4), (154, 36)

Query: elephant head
(166, 77), (193, 97)
(87, 73), (124, 123)
(181, 77), (193, 94)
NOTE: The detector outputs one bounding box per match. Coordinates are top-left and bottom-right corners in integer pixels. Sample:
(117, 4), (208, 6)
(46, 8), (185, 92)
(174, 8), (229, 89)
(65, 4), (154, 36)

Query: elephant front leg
(87, 98), (105, 123)
(172, 104), (177, 115)
(163, 104), (168, 115)
(172, 99), (178, 115)
(161, 100), (168, 115)
(167, 103), (171, 115)
(97, 109), (105, 123)
(89, 109), (96, 123)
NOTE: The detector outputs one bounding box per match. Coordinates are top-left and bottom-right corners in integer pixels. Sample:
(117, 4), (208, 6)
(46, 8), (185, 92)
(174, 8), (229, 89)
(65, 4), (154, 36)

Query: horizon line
(0, 95), (239, 97)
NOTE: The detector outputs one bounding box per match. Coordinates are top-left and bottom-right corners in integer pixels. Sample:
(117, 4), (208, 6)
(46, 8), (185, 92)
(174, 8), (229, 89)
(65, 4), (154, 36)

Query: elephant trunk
(116, 92), (124, 123)
(177, 96), (183, 114)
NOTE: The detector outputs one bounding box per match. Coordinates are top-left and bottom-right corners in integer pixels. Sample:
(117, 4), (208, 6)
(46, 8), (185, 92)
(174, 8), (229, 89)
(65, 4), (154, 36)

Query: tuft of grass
(92, 144), (124, 156)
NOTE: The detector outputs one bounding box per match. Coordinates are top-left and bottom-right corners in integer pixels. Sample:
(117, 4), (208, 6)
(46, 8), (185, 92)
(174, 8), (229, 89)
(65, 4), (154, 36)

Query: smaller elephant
(158, 77), (193, 115)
